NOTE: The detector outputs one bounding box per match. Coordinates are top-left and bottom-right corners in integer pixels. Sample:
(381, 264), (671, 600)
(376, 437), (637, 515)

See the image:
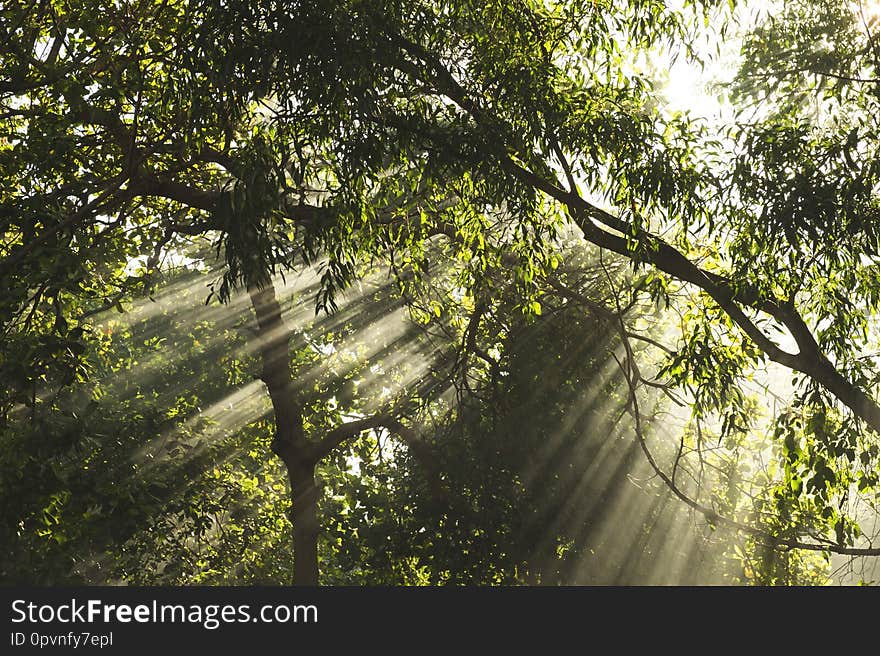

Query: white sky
(658, 4), (759, 122)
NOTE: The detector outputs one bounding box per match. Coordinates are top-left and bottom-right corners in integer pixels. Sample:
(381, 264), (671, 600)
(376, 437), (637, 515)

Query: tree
(4, 0), (880, 584)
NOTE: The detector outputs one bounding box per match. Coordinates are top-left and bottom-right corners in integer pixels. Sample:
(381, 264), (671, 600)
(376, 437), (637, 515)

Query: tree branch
(619, 348), (880, 557)
(315, 414), (445, 500)
(388, 35), (880, 433)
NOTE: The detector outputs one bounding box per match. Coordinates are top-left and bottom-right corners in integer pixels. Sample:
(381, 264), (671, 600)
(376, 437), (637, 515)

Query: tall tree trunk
(289, 462), (319, 586)
(248, 282), (319, 585)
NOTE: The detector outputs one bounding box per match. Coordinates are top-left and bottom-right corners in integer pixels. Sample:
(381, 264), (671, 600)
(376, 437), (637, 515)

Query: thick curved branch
(507, 157), (880, 431)
(315, 414), (445, 500)
(388, 33), (880, 433)
(129, 175), (220, 213)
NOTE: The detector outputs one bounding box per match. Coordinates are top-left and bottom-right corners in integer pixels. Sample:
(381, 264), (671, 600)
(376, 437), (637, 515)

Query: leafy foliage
(4, 0), (880, 585)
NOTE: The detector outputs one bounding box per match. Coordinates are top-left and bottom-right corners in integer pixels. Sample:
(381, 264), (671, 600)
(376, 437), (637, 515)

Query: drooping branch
(387, 34), (880, 434)
(504, 156), (880, 432)
(613, 326), (880, 557)
(596, 251), (880, 555)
